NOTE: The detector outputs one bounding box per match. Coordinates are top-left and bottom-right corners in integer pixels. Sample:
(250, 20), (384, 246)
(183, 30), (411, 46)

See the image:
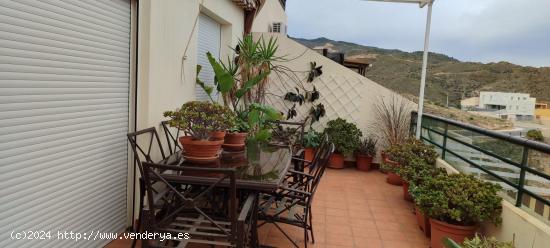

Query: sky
(286, 0), (550, 67)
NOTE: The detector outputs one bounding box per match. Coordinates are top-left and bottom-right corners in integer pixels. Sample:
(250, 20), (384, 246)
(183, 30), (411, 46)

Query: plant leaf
(207, 52), (234, 93)
(236, 71), (270, 98)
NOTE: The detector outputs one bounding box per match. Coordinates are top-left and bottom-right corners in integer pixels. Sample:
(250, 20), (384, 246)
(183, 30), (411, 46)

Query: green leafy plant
(247, 103), (283, 142)
(396, 157), (447, 187)
(303, 129), (321, 148)
(526, 129), (544, 142)
(386, 138), (438, 166)
(324, 118), (362, 156)
(462, 234), (515, 248)
(228, 109), (251, 133)
(356, 137), (377, 157)
(410, 173), (502, 226)
(163, 101), (235, 140)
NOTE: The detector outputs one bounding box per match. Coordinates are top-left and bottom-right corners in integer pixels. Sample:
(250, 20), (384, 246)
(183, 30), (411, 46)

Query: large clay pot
(386, 172), (403, 186)
(210, 131), (226, 140)
(328, 153), (345, 169)
(402, 182), (413, 201)
(304, 147), (315, 162)
(356, 154), (373, 171)
(430, 219), (477, 248)
(224, 132), (247, 145)
(179, 136), (224, 158)
(415, 207), (431, 237)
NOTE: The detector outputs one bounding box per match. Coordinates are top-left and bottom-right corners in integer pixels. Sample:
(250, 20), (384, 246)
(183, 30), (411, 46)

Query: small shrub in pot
(164, 101), (235, 159)
(302, 129), (321, 162)
(355, 137), (377, 171)
(324, 118), (362, 169)
(410, 173), (502, 248)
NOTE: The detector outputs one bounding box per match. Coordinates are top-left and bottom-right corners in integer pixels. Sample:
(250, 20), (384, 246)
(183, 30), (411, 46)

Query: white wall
(479, 91), (536, 116)
(137, 0), (244, 131)
(251, 0), (287, 34)
(255, 33), (415, 149)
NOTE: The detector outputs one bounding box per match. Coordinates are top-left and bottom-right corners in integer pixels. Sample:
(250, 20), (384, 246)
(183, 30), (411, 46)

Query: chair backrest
(141, 162), (238, 245)
(270, 117), (310, 152)
(127, 127), (167, 176)
(160, 120), (181, 155)
(308, 142), (335, 201)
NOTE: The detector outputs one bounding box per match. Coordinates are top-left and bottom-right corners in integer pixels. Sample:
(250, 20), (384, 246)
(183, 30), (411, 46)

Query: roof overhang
(232, 0), (265, 11)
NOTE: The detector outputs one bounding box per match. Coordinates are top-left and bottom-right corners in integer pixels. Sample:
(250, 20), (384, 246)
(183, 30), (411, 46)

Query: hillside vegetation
(293, 37), (550, 108)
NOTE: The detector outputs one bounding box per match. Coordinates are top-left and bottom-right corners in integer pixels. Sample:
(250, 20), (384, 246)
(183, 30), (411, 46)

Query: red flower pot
(224, 132), (247, 145)
(179, 136), (224, 158)
(304, 147), (315, 162)
(356, 154), (373, 171)
(402, 182), (413, 201)
(210, 130), (226, 140)
(386, 172), (403, 186)
(430, 219), (477, 248)
(328, 153), (345, 169)
(415, 207), (431, 237)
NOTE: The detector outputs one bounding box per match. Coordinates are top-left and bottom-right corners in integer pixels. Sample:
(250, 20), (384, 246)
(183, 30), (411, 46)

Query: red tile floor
(106, 168), (429, 248)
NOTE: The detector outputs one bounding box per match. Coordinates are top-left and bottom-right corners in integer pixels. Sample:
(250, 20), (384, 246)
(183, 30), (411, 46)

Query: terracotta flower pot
(179, 136), (224, 158)
(210, 130), (226, 140)
(224, 132), (247, 145)
(328, 153), (345, 169)
(386, 172), (403, 186)
(430, 219), (477, 248)
(415, 207), (431, 237)
(304, 147), (315, 162)
(356, 154), (373, 171)
(402, 182), (413, 201)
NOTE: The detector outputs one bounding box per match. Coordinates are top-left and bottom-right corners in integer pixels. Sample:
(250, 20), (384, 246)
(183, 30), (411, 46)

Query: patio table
(158, 144), (292, 192)
(156, 144), (292, 247)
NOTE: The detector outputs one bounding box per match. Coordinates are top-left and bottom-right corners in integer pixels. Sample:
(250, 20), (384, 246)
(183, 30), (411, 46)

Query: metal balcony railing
(411, 112), (550, 224)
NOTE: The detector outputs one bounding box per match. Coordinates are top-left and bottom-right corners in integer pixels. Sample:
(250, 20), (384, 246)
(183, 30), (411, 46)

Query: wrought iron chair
(258, 141), (335, 248)
(127, 127), (174, 247)
(269, 116), (310, 154)
(141, 162), (257, 248)
(160, 120), (181, 156)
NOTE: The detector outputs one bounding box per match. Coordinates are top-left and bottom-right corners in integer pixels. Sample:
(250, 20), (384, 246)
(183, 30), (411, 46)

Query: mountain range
(292, 37), (550, 107)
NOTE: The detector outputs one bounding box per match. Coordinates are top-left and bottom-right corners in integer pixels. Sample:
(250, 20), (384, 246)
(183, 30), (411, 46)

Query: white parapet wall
(252, 32), (415, 142)
(437, 158), (550, 248)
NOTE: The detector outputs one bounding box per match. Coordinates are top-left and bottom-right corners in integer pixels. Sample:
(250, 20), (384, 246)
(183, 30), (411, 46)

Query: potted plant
(410, 173), (502, 248)
(355, 137), (377, 171)
(224, 109), (250, 150)
(397, 157), (447, 237)
(324, 118), (362, 169)
(302, 129), (321, 162)
(164, 101), (235, 160)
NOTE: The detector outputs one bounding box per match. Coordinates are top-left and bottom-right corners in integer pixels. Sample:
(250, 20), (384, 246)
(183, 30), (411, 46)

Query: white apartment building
(478, 91), (536, 120)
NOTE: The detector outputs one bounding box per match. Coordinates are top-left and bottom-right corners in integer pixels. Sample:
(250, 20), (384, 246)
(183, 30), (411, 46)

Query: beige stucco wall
(251, 0), (287, 33)
(437, 158), (550, 248)
(131, 0), (244, 226)
(137, 0), (244, 131)
(255, 32), (415, 146)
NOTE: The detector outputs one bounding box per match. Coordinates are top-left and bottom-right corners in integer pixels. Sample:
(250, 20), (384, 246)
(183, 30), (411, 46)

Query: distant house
(475, 92), (536, 120)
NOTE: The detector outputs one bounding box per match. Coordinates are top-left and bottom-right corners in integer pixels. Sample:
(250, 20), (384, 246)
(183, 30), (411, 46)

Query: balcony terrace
(106, 168), (430, 248)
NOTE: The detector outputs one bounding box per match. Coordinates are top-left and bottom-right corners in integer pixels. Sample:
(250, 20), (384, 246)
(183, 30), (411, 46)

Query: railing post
(515, 146), (529, 207)
(410, 112), (417, 137)
(441, 123), (449, 159)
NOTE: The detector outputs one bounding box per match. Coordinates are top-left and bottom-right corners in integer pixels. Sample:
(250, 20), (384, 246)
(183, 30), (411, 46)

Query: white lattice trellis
(266, 72), (367, 132)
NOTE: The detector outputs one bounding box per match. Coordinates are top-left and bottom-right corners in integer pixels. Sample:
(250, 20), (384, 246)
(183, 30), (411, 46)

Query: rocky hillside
(293, 37), (550, 107)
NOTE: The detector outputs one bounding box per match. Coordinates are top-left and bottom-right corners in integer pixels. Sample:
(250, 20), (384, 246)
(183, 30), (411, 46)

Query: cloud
(287, 0), (550, 67)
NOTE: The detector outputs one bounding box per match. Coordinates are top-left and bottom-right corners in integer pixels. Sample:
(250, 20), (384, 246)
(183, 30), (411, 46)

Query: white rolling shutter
(196, 13), (221, 101)
(0, 0), (131, 247)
